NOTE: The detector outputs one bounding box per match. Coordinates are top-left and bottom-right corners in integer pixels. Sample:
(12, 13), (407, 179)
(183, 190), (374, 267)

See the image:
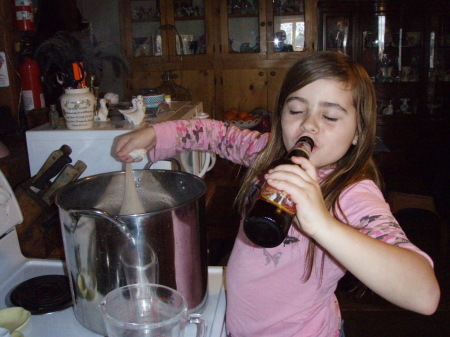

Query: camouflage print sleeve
(150, 119), (269, 167)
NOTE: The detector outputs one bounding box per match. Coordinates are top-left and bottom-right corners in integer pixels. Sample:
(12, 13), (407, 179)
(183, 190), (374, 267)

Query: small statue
(120, 100), (145, 125)
(94, 98), (109, 121)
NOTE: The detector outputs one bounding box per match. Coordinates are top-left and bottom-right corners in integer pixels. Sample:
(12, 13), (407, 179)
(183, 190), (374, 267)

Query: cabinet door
(170, 0), (207, 56)
(267, 0), (316, 59)
(220, 0), (267, 59)
(434, 12), (450, 112)
(267, 68), (289, 111)
(176, 69), (215, 114)
(121, 0), (213, 60)
(321, 12), (356, 59)
(222, 69), (268, 112)
(124, 0), (166, 58)
(358, 10), (427, 113)
(220, 0), (316, 60)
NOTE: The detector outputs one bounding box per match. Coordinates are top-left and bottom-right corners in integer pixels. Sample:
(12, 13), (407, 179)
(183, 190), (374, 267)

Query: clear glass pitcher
(100, 283), (207, 337)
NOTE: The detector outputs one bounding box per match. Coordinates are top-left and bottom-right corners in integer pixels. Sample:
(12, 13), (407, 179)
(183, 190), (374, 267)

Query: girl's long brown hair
(236, 52), (381, 281)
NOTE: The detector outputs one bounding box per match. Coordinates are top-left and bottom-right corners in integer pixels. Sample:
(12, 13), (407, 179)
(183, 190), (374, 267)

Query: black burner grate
(10, 275), (73, 315)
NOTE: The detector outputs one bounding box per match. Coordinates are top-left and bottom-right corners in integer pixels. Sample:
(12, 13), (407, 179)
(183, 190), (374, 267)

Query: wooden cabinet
(118, 0), (216, 114)
(119, 0), (318, 119)
(217, 0), (317, 116)
(318, 0), (450, 114)
(219, 0), (317, 60)
(432, 10), (450, 112)
(221, 67), (288, 112)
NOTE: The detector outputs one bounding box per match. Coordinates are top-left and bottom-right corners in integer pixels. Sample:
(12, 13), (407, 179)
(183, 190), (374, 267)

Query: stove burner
(10, 275), (72, 315)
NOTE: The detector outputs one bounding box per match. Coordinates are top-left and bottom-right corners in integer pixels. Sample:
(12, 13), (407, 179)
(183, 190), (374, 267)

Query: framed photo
(323, 14), (353, 56)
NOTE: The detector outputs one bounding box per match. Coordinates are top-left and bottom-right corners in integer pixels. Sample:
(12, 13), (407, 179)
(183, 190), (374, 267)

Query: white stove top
(0, 231), (226, 337)
(0, 171), (226, 337)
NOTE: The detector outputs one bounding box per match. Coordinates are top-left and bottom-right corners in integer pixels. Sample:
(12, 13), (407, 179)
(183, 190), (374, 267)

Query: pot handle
(144, 158), (182, 171)
(68, 207), (132, 238)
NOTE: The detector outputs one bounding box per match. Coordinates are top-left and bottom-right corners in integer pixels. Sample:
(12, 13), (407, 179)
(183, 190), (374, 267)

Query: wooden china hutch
(117, 0), (448, 262)
(117, 0), (448, 197)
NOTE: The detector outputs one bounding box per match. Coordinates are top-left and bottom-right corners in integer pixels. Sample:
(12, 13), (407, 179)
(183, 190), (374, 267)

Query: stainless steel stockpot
(55, 169), (208, 336)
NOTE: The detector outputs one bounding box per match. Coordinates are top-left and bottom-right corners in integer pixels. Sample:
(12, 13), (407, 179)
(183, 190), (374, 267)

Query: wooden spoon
(119, 162), (145, 215)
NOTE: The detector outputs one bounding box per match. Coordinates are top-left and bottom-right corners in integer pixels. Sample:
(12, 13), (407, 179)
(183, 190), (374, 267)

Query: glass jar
(156, 71), (192, 101)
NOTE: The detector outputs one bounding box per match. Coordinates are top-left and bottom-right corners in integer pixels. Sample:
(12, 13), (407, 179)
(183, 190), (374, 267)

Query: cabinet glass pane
(362, 13), (425, 83)
(437, 16), (450, 81)
(174, 0), (206, 55)
(131, 0), (162, 57)
(436, 14), (450, 110)
(273, 0), (305, 52)
(227, 0), (260, 53)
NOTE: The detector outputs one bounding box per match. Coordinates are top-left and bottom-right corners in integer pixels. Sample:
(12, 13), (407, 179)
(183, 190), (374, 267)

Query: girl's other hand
(116, 126), (156, 162)
(264, 156), (332, 237)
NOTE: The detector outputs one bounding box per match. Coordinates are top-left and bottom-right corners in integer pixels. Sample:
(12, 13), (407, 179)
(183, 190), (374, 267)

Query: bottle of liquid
(244, 136), (314, 248)
(48, 104), (59, 129)
(156, 71), (192, 101)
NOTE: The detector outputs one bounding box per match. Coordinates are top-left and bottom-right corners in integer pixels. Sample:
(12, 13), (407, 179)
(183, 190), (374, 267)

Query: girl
(116, 52), (440, 337)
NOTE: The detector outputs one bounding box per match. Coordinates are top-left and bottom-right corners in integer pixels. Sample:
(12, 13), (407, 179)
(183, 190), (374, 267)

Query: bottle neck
(286, 137), (314, 160)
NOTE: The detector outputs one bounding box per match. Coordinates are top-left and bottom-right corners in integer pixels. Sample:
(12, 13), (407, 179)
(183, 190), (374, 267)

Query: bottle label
(22, 90), (34, 112)
(288, 140), (312, 159)
(260, 182), (296, 215)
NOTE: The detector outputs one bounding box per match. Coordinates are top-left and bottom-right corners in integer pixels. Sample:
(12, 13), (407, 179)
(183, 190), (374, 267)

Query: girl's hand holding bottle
(264, 156), (332, 239)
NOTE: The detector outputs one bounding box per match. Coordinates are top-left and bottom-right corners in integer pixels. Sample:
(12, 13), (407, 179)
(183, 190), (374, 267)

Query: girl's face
(281, 79), (358, 168)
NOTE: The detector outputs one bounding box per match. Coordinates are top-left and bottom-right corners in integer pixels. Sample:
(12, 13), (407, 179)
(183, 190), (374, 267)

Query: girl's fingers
(115, 127), (156, 162)
(266, 161), (315, 185)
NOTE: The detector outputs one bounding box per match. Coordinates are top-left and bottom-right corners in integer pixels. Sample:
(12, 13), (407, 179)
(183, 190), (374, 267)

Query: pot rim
(55, 169), (206, 214)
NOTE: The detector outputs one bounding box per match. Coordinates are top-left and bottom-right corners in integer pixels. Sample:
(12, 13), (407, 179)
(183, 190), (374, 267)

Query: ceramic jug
(60, 88), (95, 130)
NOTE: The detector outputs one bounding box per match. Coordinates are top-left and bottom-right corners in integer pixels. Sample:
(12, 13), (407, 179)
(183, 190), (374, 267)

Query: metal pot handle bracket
(68, 207), (132, 238)
(144, 157), (182, 171)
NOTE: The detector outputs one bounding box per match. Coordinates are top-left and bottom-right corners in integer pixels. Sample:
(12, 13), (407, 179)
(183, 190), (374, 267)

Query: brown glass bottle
(244, 136), (314, 248)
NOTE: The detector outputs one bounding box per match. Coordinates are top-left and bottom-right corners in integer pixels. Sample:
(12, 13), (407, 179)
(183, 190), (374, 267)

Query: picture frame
(323, 14), (353, 56)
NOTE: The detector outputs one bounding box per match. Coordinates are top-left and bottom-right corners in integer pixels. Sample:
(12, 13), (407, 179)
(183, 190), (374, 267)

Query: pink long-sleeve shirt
(149, 119), (433, 337)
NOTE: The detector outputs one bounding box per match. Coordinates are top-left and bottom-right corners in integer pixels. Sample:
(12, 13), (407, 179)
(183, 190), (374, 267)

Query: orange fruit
(244, 115), (256, 121)
(224, 111), (237, 120)
(238, 110), (248, 119)
(229, 108), (239, 116)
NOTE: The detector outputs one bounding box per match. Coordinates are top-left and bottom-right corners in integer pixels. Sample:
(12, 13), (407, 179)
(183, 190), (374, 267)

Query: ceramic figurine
(120, 100), (145, 125)
(95, 98), (109, 121)
(400, 98), (410, 114)
(118, 98), (138, 115)
(383, 101), (394, 115)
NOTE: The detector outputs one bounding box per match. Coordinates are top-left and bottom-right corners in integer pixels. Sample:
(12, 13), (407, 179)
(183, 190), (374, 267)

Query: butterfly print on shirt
(283, 235), (299, 245)
(263, 248), (282, 266)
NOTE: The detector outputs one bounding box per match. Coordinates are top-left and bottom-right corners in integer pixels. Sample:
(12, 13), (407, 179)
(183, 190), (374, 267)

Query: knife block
(14, 178), (62, 259)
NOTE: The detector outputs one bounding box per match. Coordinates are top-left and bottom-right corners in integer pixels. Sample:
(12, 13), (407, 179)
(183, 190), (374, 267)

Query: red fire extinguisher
(19, 57), (45, 112)
(13, 0), (36, 32)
